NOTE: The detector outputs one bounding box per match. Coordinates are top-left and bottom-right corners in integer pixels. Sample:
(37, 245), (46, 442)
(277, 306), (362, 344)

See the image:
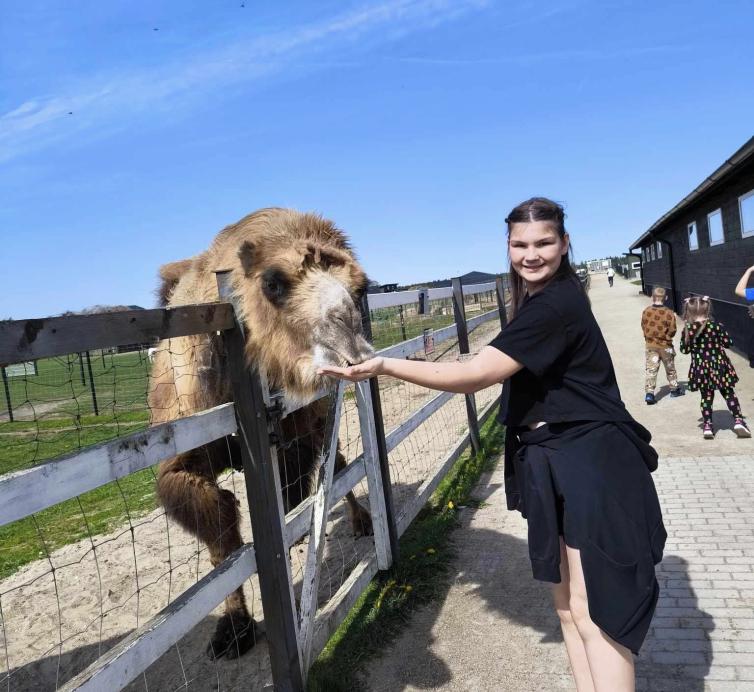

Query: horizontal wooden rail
(60, 543), (257, 692)
(0, 303), (235, 365)
(366, 281), (499, 309)
(0, 403), (237, 527)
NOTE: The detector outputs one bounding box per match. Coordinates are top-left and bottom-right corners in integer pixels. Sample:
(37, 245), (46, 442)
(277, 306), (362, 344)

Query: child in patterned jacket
(680, 295), (751, 439)
(641, 286), (684, 404)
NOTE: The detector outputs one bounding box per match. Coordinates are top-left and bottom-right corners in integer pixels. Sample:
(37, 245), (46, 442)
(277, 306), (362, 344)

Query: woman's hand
(318, 356), (385, 382)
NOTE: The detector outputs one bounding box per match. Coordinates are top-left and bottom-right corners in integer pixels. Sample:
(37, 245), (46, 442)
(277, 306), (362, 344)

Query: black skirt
(506, 421), (666, 655)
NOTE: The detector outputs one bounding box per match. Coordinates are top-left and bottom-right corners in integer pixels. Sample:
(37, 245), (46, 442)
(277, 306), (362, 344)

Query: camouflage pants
(645, 347), (679, 393)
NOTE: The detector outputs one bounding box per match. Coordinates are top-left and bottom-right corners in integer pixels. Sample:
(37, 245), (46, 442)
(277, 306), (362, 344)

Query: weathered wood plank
(0, 303), (235, 365)
(452, 278), (481, 456)
(60, 543), (257, 692)
(310, 554), (380, 661)
(299, 381), (344, 676)
(216, 272), (304, 691)
(355, 382), (392, 570)
(0, 403), (237, 528)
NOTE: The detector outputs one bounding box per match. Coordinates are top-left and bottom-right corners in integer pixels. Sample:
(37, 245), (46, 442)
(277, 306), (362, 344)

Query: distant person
(733, 264), (754, 367)
(679, 296), (750, 439)
(641, 287), (684, 404)
(321, 197), (665, 692)
(606, 266), (615, 287)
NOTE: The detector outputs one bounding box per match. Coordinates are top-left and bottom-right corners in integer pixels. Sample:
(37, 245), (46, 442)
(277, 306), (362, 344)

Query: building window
(707, 209), (724, 246)
(688, 221), (698, 251)
(740, 189), (754, 237)
(650, 244), (655, 261)
(656, 241), (662, 259)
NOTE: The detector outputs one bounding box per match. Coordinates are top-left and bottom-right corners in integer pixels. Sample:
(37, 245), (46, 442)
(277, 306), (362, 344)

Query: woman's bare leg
(565, 543), (635, 692)
(551, 538), (595, 692)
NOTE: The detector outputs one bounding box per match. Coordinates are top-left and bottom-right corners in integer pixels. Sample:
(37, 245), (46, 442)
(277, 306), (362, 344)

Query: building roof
(630, 135), (754, 250)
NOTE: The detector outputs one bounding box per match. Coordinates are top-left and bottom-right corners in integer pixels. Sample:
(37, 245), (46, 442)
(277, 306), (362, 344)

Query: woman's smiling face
(508, 220), (569, 292)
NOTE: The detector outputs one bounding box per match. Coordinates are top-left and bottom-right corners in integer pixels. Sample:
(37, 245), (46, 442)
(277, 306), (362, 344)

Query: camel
(148, 208), (375, 659)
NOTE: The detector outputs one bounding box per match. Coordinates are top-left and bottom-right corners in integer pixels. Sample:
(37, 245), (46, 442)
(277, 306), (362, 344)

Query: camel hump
(157, 258), (194, 306)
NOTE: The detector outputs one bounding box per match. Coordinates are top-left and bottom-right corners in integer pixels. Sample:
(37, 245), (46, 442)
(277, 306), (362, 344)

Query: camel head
(229, 210), (374, 399)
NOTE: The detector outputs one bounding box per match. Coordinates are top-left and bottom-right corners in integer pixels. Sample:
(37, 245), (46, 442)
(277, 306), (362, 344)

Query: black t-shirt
(489, 274), (632, 428)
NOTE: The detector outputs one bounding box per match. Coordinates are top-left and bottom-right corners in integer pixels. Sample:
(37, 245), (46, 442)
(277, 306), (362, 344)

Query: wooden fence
(0, 276), (509, 691)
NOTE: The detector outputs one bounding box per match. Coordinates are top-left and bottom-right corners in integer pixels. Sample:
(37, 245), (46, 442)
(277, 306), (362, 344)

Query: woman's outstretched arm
(734, 265), (754, 298)
(318, 345), (523, 394)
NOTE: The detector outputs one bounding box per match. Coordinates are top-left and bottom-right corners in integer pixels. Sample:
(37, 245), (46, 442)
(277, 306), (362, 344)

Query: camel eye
(261, 268), (289, 307)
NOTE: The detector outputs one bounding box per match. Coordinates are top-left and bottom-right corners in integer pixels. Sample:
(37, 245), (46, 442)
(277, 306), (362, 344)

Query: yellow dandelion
(426, 547), (436, 555)
(448, 501), (455, 509)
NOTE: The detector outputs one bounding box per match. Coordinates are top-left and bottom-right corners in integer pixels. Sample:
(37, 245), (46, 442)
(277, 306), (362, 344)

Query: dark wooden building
(630, 136), (754, 356)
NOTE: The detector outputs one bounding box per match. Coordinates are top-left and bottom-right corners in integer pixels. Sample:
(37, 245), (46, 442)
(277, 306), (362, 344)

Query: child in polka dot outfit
(679, 295), (751, 439)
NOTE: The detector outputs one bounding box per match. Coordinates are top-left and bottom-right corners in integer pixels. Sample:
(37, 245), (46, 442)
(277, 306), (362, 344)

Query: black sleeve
(489, 300), (568, 377)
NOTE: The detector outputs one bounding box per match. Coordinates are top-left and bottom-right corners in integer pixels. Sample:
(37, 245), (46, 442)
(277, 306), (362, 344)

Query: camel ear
(238, 241), (256, 277)
(304, 242), (348, 269)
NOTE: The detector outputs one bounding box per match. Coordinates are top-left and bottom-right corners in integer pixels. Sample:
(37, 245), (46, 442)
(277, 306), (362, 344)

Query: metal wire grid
(0, 292), (504, 691)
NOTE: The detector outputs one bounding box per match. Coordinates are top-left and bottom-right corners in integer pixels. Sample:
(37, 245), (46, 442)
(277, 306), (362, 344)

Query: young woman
(319, 198), (665, 692)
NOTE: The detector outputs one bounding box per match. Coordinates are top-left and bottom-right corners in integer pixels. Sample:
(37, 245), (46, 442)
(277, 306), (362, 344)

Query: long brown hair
(505, 197), (583, 317)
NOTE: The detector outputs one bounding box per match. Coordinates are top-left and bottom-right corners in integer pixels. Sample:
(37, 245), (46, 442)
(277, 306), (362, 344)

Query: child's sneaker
(703, 422), (715, 440)
(734, 418), (751, 438)
(645, 392), (656, 405)
(670, 387), (685, 397)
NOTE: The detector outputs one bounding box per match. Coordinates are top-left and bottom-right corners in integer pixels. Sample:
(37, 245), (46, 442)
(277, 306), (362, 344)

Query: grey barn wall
(638, 158), (754, 356)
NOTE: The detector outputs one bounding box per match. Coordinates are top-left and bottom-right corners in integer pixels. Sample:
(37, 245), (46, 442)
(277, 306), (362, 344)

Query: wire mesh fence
(0, 278), (509, 691)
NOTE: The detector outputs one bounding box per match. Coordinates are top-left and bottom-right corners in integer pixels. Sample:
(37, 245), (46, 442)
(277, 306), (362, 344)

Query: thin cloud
(390, 43), (692, 66)
(0, 0), (490, 162)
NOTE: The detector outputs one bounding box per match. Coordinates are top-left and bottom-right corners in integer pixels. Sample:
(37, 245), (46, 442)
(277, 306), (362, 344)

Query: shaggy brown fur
(148, 208), (374, 659)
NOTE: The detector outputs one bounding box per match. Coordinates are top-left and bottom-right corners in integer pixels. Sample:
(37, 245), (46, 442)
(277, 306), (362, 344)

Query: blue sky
(1, 0), (753, 318)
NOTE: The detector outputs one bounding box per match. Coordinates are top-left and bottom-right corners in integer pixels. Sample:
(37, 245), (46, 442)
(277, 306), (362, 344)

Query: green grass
(0, 353), (155, 579)
(307, 415), (505, 692)
(3, 350), (151, 420)
(631, 279), (642, 285)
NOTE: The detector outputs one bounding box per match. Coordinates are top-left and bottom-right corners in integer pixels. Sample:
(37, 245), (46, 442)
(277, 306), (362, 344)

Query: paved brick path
(366, 274), (754, 691)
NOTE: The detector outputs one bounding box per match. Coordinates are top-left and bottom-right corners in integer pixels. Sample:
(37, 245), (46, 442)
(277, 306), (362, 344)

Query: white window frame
(740, 189), (754, 237)
(707, 208), (725, 246)
(656, 241), (662, 259)
(688, 221), (699, 251)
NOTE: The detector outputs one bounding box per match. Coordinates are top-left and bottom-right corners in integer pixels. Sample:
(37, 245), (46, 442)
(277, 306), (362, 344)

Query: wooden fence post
(355, 381), (393, 570)
(495, 275), (509, 329)
(451, 278), (481, 456)
(360, 294), (399, 563)
(85, 350), (99, 416)
(1, 367), (12, 423)
(215, 271), (304, 692)
(299, 380), (345, 677)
